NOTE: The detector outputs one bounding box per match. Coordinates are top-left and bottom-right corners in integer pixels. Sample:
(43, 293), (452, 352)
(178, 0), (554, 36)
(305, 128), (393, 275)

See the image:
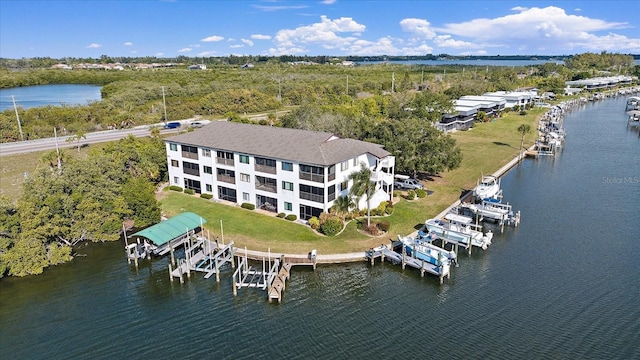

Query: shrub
(364, 223), (380, 236)
(355, 219), (365, 230)
(169, 185), (183, 192)
(385, 205), (394, 215)
(241, 202), (255, 210)
(377, 221), (390, 232)
(308, 216), (320, 230)
(372, 201), (387, 216)
(406, 189), (416, 200)
(200, 193), (213, 199)
(285, 214), (297, 221)
(415, 188), (427, 198)
(184, 188), (195, 195)
(277, 212), (286, 218)
(519, 110), (528, 116)
(393, 190), (402, 198)
(320, 217), (344, 236)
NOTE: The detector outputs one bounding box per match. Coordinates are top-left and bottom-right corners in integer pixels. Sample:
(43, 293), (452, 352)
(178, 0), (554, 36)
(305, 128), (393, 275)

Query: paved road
(0, 126), (179, 156)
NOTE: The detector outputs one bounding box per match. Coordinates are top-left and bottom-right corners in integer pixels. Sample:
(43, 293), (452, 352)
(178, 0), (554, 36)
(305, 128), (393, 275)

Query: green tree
(348, 163), (376, 227)
(517, 123), (531, 155)
(330, 195), (355, 220)
(66, 128), (86, 152)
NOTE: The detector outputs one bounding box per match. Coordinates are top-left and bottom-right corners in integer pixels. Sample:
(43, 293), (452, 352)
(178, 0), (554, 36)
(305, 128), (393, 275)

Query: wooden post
(215, 258), (220, 283)
(168, 263), (173, 282)
(232, 278), (237, 296)
(401, 245), (406, 270)
(170, 242), (175, 267)
(179, 262), (184, 284)
(420, 259), (425, 277)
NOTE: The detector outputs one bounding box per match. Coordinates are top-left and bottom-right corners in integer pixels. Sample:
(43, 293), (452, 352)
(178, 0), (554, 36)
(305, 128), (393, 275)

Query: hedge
(200, 193), (213, 199)
(169, 185), (183, 192)
(241, 202), (255, 210)
(184, 188), (195, 195)
(320, 217), (343, 236)
(285, 214), (297, 221)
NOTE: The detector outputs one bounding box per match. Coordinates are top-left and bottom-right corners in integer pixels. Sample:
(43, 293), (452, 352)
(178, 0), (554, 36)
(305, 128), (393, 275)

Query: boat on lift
(473, 175), (501, 200)
(425, 213), (493, 250)
(399, 234), (457, 266)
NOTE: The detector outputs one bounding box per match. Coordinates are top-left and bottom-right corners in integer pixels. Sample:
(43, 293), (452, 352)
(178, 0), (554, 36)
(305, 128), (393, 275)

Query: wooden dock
(169, 238), (235, 283)
(232, 249), (293, 303)
(366, 244), (450, 284)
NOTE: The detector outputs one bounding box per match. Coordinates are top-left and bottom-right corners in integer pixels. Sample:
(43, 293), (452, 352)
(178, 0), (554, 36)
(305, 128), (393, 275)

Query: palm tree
(331, 195), (355, 220)
(348, 163), (376, 227)
(517, 124), (531, 156)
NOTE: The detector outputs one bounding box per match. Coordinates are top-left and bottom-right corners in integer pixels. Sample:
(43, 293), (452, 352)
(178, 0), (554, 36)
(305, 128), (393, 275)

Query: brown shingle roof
(166, 121), (390, 166)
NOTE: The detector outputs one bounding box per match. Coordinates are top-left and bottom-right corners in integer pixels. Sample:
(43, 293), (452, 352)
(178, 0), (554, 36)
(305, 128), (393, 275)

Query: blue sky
(1, 0), (639, 58)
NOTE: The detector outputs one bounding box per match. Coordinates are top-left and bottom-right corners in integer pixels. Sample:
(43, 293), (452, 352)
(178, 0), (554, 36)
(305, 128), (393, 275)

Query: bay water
(0, 84), (102, 112)
(0, 96), (638, 359)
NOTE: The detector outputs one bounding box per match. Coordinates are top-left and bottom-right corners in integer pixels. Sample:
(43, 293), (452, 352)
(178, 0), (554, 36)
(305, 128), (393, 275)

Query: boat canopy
(131, 212), (207, 246)
(444, 213), (473, 224)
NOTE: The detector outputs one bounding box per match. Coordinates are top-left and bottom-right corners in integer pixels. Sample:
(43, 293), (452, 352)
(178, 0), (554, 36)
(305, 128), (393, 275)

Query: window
(299, 164), (324, 183)
(216, 168), (235, 184)
(181, 145), (198, 160)
(282, 162), (293, 171)
(202, 149), (211, 157)
(205, 184), (212, 192)
(239, 155), (249, 164)
(353, 158), (358, 167)
(341, 161), (349, 171)
(216, 151), (234, 166)
(299, 184), (324, 203)
(328, 165), (335, 181)
(284, 202), (292, 211)
(203, 166), (212, 174)
(169, 143), (178, 151)
(184, 178), (201, 193)
(282, 181), (293, 191)
(240, 173), (250, 182)
(243, 192), (250, 201)
(328, 185), (336, 202)
(182, 161), (200, 176)
(171, 160), (179, 167)
(217, 186), (237, 202)
(255, 176), (277, 193)
(255, 157), (277, 174)
(339, 180), (348, 191)
(173, 176), (179, 184)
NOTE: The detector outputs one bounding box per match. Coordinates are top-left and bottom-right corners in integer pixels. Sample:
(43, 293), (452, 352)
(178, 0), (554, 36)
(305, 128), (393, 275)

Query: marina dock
(366, 244), (450, 284)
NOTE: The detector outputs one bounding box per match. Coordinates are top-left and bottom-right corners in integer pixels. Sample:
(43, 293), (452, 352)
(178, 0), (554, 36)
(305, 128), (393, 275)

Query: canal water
(1, 97), (638, 359)
(0, 84), (102, 111)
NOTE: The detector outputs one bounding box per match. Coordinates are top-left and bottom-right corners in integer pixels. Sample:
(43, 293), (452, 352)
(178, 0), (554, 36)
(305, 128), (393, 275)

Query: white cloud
(201, 35), (224, 42)
(273, 15), (365, 49)
(229, 44), (244, 48)
(434, 6), (636, 53)
(241, 38), (254, 47)
(400, 18), (436, 40)
(321, 0), (337, 4)
(86, 43), (102, 49)
(251, 34), (272, 40)
(155, 52), (164, 57)
(124, 42), (133, 46)
(198, 51), (217, 56)
(178, 47), (192, 53)
(433, 35), (481, 49)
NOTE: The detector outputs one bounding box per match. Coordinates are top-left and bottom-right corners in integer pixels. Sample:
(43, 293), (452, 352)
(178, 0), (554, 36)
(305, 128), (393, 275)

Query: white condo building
(165, 121), (395, 221)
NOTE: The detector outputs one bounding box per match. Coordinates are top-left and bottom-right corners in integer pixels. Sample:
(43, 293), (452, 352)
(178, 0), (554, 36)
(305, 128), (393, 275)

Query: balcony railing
(299, 172), (325, 183)
(255, 164), (277, 174)
(184, 168), (200, 176)
(216, 158), (235, 166)
(182, 151), (198, 160)
(255, 183), (277, 193)
(300, 192), (323, 203)
(216, 174), (236, 184)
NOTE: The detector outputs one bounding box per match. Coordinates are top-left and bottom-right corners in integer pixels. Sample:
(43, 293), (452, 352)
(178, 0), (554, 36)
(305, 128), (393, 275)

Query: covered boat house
(130, 212), (207, 257)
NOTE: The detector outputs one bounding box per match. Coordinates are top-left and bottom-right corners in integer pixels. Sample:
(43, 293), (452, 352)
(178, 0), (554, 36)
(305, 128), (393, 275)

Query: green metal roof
(131, 212), (207, 246)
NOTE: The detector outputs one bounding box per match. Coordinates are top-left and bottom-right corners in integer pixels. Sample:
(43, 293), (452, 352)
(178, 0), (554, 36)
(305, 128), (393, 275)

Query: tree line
(0, 135), (165, 277)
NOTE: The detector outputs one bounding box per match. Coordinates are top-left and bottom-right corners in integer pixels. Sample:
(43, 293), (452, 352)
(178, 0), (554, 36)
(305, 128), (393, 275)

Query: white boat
(473, 175), (501, 200)
(462, 198), (513, 221)
(425, 213), (493, 250)
(399, 234), (457, 265)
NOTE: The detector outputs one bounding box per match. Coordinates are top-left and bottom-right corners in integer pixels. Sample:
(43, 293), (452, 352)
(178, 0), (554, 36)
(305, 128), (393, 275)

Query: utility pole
(346, 75), (349, 95)
(54, 127), (61, 170)
(161, 86), (168, 125)
(391, 72), (395, 93)
(12, 95), (24, 141)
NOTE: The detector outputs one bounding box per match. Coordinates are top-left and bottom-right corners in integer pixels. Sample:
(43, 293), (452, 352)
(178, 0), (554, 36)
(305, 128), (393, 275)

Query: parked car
(394, 178), (424, 190)
(164, 122), (181, 129)
(189, 121), (205, 128)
